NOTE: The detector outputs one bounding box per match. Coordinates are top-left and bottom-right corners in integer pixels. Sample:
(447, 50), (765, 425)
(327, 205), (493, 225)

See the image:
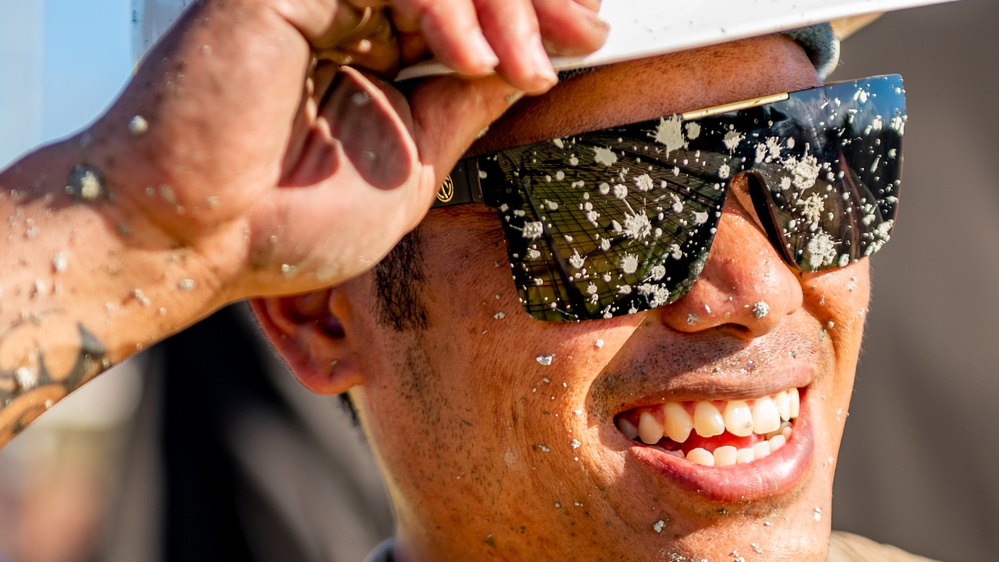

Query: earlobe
(249, 290), (364, 395)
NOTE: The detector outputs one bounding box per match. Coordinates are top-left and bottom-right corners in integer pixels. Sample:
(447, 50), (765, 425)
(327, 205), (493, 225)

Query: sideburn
(372, 226), (430, 332)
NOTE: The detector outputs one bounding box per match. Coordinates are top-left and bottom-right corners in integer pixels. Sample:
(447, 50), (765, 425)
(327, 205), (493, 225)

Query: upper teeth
(619, 388), (800, 446)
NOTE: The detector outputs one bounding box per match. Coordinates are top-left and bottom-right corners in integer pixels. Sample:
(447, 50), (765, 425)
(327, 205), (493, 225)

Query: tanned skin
(0, 0), (608, 444)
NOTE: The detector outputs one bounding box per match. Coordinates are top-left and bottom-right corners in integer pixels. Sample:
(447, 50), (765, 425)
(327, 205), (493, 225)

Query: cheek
(801, 261), (871, 350)
(800, 261), (870, 413)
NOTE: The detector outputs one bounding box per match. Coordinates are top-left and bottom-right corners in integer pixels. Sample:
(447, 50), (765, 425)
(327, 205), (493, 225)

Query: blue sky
(0, 0), (131, 166)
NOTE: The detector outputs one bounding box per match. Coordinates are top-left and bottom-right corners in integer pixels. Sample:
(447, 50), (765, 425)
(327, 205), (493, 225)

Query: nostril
(719, 323), (752, 336)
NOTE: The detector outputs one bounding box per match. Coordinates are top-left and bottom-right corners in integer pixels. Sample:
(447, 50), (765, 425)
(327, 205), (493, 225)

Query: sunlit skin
(256, 35), (872, 561)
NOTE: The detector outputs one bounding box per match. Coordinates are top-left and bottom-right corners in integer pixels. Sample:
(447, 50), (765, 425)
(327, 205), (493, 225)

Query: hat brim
(397, 0), (958, 80)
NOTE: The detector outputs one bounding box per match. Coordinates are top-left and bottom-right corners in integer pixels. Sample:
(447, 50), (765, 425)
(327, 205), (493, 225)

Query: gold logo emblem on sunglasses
(437, 175), (455, 203)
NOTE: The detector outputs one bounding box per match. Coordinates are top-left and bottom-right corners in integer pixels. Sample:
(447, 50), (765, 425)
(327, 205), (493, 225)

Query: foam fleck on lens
(437, 76), (905, 322)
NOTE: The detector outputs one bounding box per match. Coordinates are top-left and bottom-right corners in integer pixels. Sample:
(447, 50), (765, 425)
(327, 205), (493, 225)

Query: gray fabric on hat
(784, 23), (840, 78)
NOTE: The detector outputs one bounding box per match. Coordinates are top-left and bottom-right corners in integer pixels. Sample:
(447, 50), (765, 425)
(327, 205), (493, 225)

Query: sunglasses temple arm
(431, 159), (486, 208)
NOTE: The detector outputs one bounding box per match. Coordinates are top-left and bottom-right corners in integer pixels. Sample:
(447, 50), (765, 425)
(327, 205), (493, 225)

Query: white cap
(399, 0), (959, 79)
(134, 0), (959, 77)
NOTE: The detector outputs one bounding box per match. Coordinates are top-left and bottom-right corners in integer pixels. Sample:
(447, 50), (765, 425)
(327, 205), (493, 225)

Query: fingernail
(471, 28), (500, 70)
(530, 34), (558, 89)
(576, 2), (610, 32)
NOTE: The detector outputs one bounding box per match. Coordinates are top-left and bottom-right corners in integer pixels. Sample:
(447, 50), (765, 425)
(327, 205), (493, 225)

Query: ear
(249, 289), (363, 395)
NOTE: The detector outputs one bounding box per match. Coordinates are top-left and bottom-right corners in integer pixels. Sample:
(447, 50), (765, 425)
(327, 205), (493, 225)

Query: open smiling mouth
(614, 388), (800, 467)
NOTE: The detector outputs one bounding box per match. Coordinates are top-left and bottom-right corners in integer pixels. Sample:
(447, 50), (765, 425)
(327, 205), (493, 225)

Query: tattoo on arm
(0, 324), (110, 444)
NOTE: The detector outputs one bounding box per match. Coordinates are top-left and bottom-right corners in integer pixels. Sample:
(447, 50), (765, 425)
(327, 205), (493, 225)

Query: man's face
(291, 35), (870, 561)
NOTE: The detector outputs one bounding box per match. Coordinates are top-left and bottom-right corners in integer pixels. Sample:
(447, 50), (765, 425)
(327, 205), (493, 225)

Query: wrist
(1, 137), (227, 362)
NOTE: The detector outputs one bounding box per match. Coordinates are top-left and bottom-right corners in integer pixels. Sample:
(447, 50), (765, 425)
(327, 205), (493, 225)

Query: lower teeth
(639, 422), (793, 467)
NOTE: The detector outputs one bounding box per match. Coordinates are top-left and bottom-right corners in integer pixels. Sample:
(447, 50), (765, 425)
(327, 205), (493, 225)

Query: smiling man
(248, 2), (944, 561)
(0, 0), (955, 559)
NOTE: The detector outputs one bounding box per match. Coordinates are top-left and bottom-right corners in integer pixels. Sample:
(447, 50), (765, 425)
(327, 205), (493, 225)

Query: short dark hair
(338, 227), (430, 424)
(372, 226), (429, 332)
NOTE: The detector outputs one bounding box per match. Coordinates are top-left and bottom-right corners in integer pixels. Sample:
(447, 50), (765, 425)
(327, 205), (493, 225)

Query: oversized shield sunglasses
(434, 75), (905, 322)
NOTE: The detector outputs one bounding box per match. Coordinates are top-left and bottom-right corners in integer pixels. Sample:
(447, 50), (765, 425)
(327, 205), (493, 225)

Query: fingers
(408, 74), (524, 199)
(474, 0), (557, 92)
(532, 0), (609, 56)
(572, 0), (601, 12)
(391, 0), (608, 94)
(391, 1), (502, 78)
(244, 67), (424, 294)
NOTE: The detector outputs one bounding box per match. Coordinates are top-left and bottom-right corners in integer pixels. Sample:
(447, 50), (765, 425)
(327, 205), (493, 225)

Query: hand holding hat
(0, 0), (608, 443)
(92, 0), (608, 307)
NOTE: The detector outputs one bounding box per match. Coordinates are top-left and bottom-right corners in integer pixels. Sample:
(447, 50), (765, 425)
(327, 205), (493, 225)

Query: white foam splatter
(634, 173), (655, 192)
(783, 154), (821, 190)
(807, 231), (837, 269)
(66, 165), (106, 201)
(522, 221), (544, 240)
(752, 301), (770, 319)
(653, 116), (686, 155)
(620, 253), (639, 275)
(723, 131), (745, 152)
(52, 252), (67, 274)
(593, 147), (618, 166)
(797, 193), (825, 224)
(14, 367), (38, 390)
(129, 115), (149, 136)
(621, 211), (652, 240)
(638, 283), (670, 307)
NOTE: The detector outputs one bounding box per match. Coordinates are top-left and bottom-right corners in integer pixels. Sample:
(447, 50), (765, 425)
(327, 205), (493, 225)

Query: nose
(657, 199), (803, 339)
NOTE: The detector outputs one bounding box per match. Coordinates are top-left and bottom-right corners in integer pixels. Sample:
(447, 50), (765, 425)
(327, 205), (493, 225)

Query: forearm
(0, 136), (220, 445)
(0, 1), (354, 445)
(0, 0), (605, 446)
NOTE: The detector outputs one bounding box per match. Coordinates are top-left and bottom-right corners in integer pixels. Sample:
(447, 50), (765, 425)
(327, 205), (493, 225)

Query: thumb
(409, 76), (526, 186)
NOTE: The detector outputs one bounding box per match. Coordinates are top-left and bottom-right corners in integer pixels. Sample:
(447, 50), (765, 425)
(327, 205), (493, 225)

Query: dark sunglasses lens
(480, 136), (728, 322)
(471, 75), (904, 321)
(748, 75), (905, 270)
